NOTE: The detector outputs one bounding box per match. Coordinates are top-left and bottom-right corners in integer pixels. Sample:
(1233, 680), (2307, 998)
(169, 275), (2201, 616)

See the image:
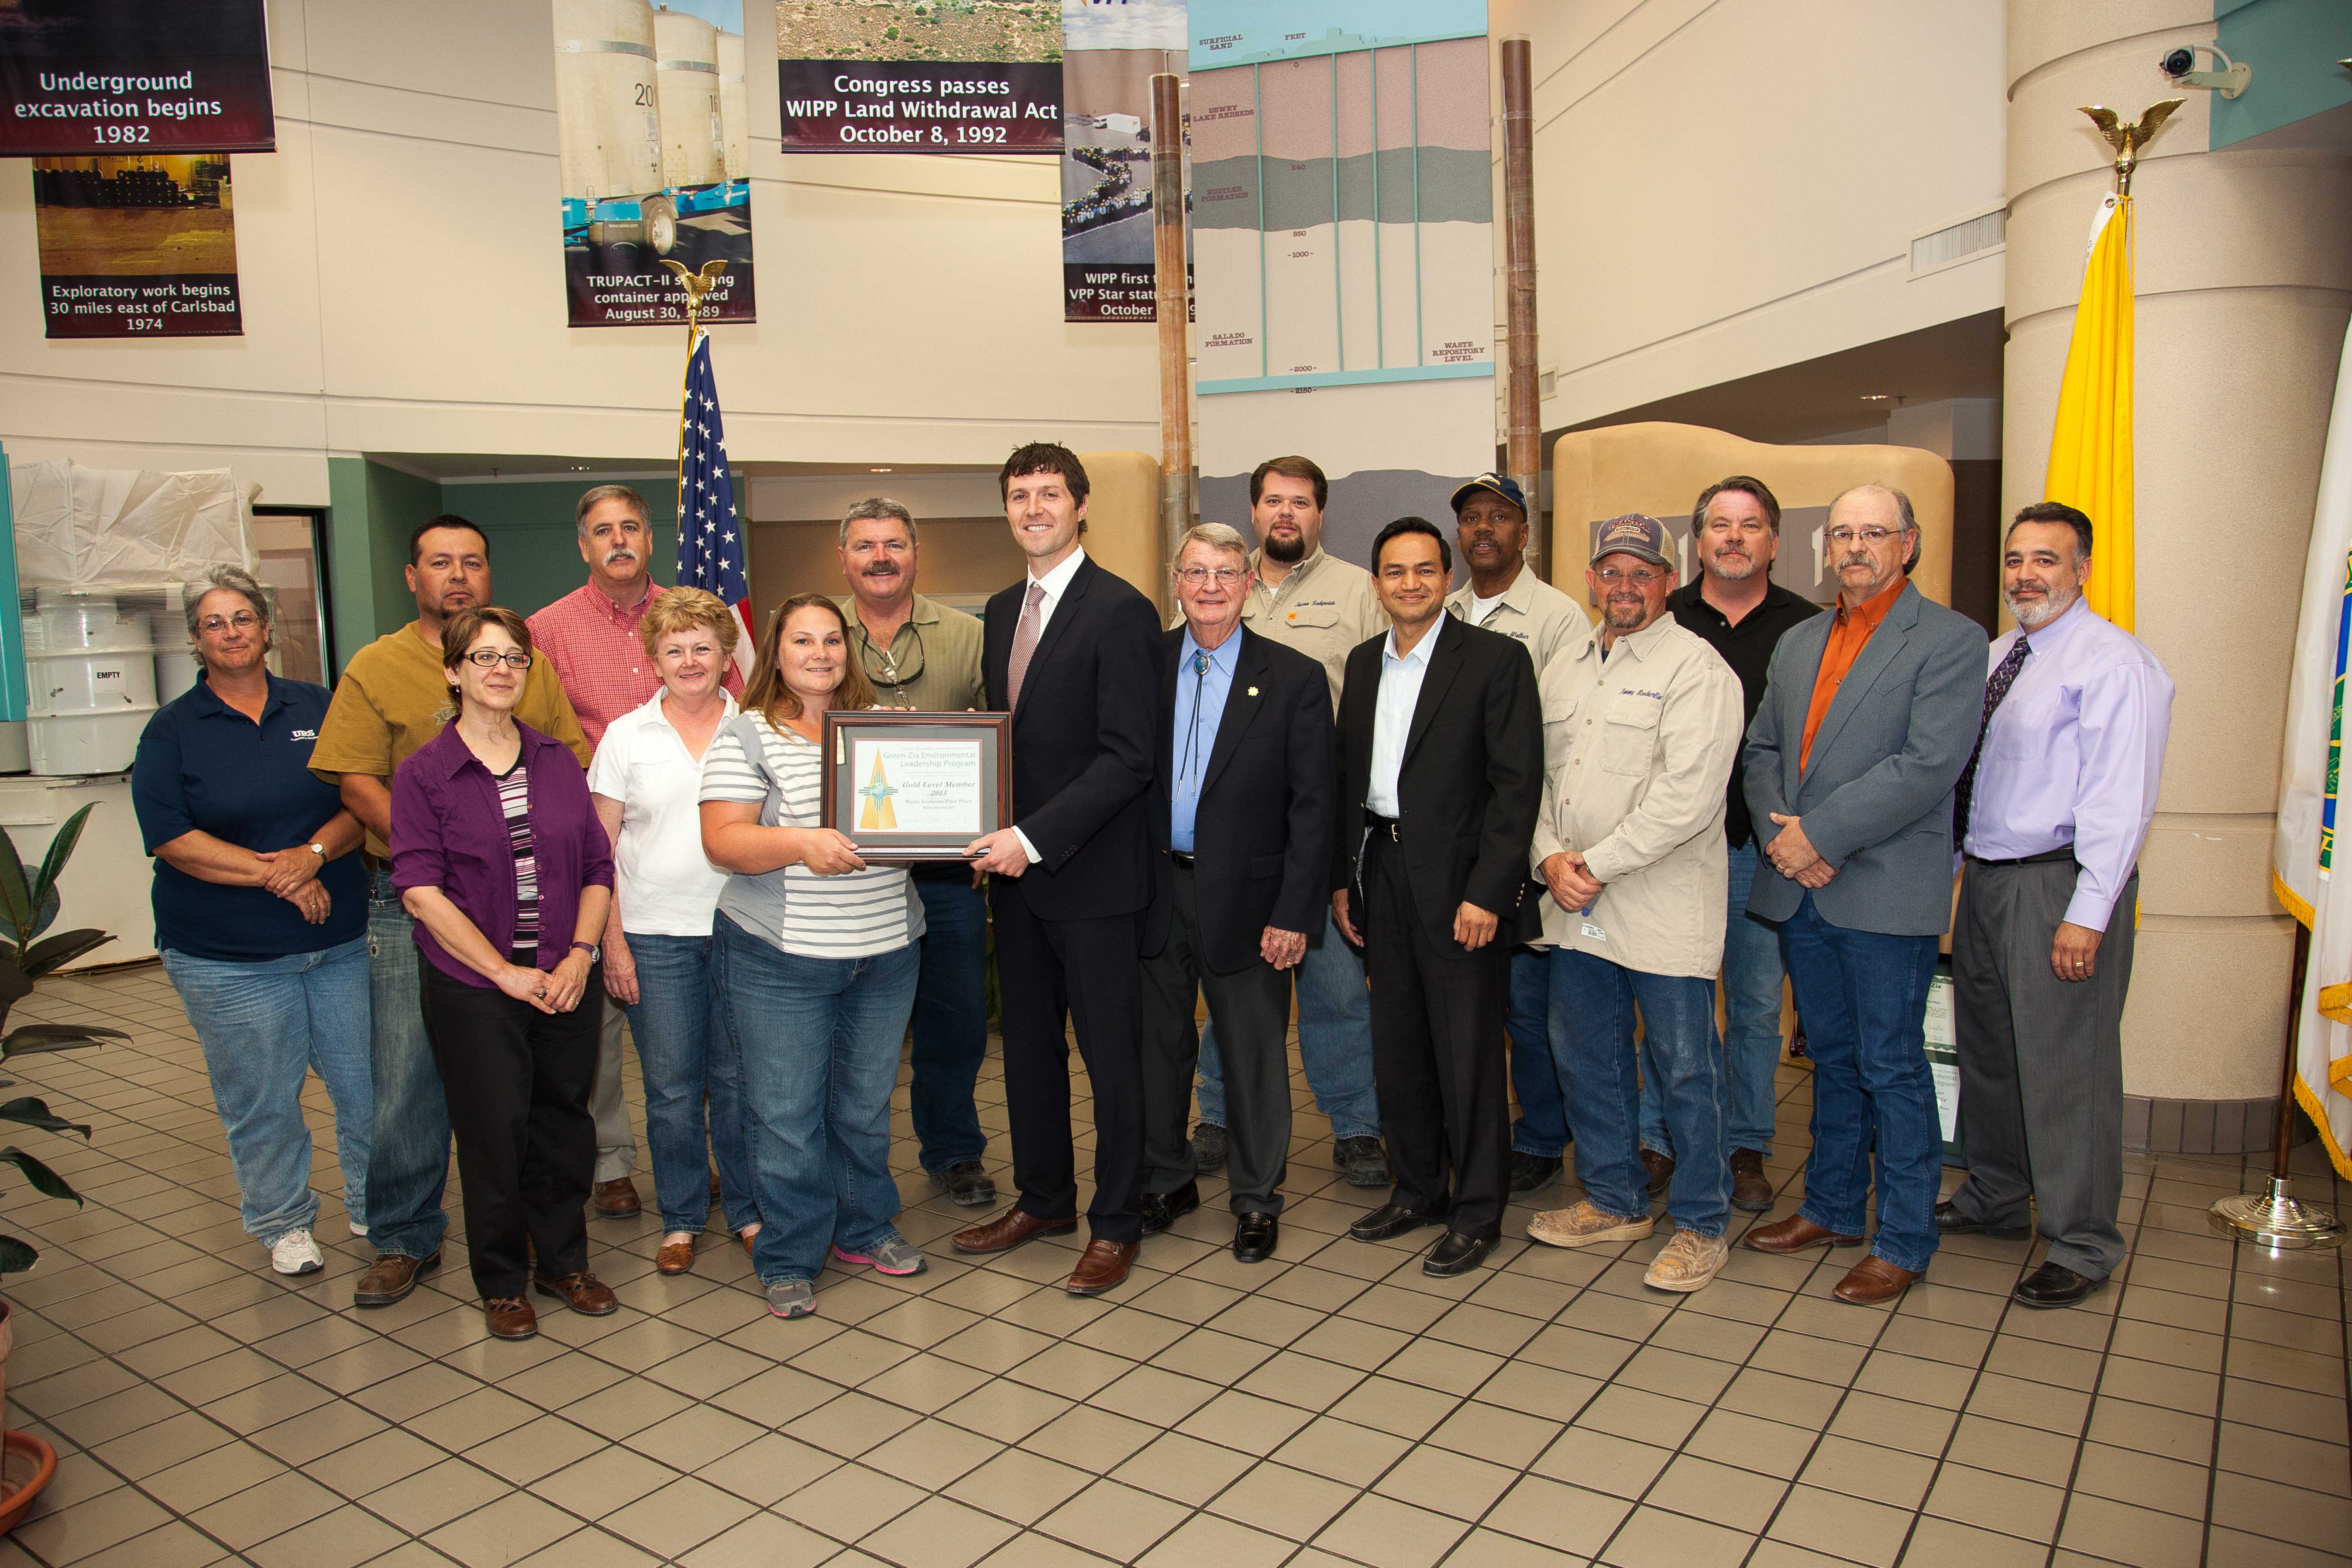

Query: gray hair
(839, 497), (917, 547)
(575, 483), (651, 538)
(184, 566), (269, 640)
(1170, 522), (1251, 574)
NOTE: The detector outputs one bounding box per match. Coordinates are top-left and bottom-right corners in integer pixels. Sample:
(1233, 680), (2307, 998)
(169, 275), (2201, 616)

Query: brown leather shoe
(532, 1270), (619, 1315)
(484, 1296), (538, 1340)
(352, 1250), (440, 1308)
(951, 1207), (1078, 1255)
(1640, 1147), (1676, 1197)
(1832, 1254), (1922, 1305)
(656, 1237), (696, 1276)
(738, 1228), (758, 1259)
(1729, 1149), (1774, 1213)
(1743, 1214), (1864, 1254)
(1063, 1238), (1138, 1296)
(593, 1177), (643, 1217)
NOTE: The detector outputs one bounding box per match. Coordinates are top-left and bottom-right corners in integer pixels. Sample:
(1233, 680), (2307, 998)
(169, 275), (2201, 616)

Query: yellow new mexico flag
(2045, 192), (2135, 630)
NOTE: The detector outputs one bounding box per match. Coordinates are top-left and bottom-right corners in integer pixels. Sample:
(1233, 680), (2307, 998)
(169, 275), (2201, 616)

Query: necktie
(1007, 581), (1046, 709)
(1953, 636), (2031, 846)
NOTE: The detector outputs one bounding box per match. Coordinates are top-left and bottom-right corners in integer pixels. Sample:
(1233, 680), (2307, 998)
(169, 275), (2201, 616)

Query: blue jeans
(1641, 842), (1782, 1157)
(1552, 948), (1730, 1238)
(712, 914), (919, 1285)
(1508, 947), (1568, 1157)
(622, 932), (756, 1234)
(908, 875), (989, 1173)
(1197, 908), (1379, 1141)
(365, 869), (449, 1260)
(162, 937), (372, 1245)
(1776, 892), (1942, 1274)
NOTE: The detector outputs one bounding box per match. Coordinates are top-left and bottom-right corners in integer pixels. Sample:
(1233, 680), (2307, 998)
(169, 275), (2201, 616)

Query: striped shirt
(699, 710), (925, 959)
(495, 759), (540, 966)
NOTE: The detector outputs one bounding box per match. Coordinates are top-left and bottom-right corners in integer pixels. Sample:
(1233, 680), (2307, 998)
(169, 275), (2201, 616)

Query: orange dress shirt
(1799, 576), (1906, 772)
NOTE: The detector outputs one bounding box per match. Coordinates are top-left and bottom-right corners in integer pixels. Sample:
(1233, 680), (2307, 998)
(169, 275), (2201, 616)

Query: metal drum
(716, 28), (748, 180)
(555, 0), (663, 203)
(653, 8), (723, 191)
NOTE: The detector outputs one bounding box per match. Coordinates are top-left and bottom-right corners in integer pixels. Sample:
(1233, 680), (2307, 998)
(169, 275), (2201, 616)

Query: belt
(1168, 851), (1195, 869)
(1365, 813), (1401, 842)
(1964, 844), (2077, 868)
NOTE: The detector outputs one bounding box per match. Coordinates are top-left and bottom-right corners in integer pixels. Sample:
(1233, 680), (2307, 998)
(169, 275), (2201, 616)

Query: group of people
(129, 436), (2172, 1338)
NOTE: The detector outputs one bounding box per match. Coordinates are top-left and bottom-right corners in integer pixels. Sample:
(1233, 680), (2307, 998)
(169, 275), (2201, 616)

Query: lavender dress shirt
(391, 721), (615, 987)
(1962, 598), (2173, 932)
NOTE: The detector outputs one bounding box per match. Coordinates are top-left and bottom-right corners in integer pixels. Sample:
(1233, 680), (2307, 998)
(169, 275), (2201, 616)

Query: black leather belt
(1168, 851), (1196, 869)
(1366, 813), (1401, 842)
(1964, 844), (2076, 868)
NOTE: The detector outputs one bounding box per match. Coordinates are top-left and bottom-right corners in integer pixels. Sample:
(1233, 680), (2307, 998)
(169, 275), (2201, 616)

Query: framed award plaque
(819, 711), (1014, 864)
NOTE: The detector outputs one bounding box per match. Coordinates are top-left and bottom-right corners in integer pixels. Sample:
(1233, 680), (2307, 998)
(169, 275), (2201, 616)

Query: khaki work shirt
(1529, 615), (1743, 978)
(835, 592), (986, 712)
(1240, 546), (1388, 709)
(1446, 565), (1590, 680)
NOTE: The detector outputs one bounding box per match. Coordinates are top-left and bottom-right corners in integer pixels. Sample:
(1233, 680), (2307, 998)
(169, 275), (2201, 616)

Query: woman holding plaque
(587, 588), (759, 1276)
(700, 593), (928, 1320)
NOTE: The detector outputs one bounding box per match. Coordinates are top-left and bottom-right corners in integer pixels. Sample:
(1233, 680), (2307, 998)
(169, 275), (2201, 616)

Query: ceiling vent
(1909, 208), (2007, 278)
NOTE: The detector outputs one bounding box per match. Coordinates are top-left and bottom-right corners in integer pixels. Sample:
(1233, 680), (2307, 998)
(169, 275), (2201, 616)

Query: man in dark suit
(950, 444), (1163, 1297)
(1137, 523), (1336, 1264)
(1334, 517), (1544, 1276)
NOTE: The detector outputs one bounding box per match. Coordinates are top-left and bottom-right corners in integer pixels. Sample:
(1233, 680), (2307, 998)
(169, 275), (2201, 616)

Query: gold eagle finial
(2079, 100), (2184, 196)
(659, 259), (730, 344)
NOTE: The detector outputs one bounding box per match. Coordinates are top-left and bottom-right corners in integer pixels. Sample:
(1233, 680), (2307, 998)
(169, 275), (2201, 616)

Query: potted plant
(0, 806), (127, 1532)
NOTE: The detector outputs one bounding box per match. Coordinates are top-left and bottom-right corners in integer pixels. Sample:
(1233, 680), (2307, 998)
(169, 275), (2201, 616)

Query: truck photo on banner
(0, 0), (275, 156)
(33, 155), (240, 338)
(554, 0), (754, 328)
(777, 1), (1062, 153)
(1061, 0), (1184, 322)
(1189, 0), (1493, 566)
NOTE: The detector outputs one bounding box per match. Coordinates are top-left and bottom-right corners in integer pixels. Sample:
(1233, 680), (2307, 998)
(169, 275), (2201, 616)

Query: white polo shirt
(586, 689), (736, 937)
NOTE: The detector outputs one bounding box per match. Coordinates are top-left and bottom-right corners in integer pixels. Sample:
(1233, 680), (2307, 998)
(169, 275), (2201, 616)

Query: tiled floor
(0, 962), (2345, 1568)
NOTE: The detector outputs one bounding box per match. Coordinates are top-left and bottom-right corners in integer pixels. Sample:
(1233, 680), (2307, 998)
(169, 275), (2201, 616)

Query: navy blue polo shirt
(131, 676), (366, 962)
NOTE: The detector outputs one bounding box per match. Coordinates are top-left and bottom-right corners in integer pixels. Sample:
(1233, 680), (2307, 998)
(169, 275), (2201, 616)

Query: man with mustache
(1941, 502), (2171, 1309)
(1521, 514), (1744, 1292)
(1663, 478), (1821, 1213)
(1740, 485), (1986, 1305)
(530, 484), (741, 1220)
(832, 497), (994, 1209)
(1439, 473), (1592, 1201)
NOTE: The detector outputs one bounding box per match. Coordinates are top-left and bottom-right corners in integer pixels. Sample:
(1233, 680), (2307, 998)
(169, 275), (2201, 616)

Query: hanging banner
(1061, 0), (1186, 322)
(777, 2), (1062, 154)
(1189, 0), (1493, 567)
(0, 0), (275, 156)
(555, 0), (755, 328)
(34, 156), (241, 338)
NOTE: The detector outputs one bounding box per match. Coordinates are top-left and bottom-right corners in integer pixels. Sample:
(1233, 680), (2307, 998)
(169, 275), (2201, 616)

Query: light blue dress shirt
(1171, 628), (1239, 853)
(1367, 612), (1445, 818)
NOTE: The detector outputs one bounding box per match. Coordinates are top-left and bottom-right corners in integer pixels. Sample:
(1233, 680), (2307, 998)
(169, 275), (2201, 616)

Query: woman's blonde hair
(741, 594), (873, 725)
(638, 586), (740, 661)
(440, 606), (533, 710)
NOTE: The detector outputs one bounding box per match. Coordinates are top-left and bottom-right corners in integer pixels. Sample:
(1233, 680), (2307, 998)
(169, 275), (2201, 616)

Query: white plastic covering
(10, 459), (258, 590)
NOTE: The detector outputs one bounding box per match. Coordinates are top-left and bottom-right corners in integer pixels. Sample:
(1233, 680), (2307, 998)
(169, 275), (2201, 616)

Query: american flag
(674, 329), (756, 678)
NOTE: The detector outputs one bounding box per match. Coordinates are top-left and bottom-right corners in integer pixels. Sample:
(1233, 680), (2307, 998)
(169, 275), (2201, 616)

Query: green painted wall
(441, 480), (685, 622)
(2213, 0), (2352, 149)
(323, 456), (444, 676)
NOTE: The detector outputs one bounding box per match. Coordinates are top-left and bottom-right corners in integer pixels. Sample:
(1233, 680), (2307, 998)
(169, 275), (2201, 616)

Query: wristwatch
(570, 941), (601, 963)
(306, 842), (326, 860)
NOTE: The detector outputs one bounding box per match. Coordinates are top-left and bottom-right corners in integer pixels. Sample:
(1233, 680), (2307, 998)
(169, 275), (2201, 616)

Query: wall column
(2004, 5), (2352, 1142)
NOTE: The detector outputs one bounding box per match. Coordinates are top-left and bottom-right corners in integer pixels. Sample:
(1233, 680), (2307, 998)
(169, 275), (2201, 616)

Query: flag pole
(2209, 921), (2347, 1248)
(1150, 72), (1191, 624)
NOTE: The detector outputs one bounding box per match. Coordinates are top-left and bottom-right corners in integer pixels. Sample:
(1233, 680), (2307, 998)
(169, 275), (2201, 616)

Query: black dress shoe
(928, 1160), (998, 1208)
(1934, 1200), (2031, 1241)
(1139, 1180), (1200, 1236)
(1349, 1203), (1448, 1242)
(1508, 1152), (1563, 1196)
(1232, 1211), (1279, 1263)
(2013, 1260), (2100, 1308)
(1423, 1231), (1493, 1276)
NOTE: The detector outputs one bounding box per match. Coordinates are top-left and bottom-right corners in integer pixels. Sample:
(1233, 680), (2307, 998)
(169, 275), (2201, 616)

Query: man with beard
(1740, 485), (1985, 1306)
(1941, 503), (2171, 1309)
(530, 484), (740, 1220)
(1187, 456), (1391, 1190)
(1522, 515), (1744, 1292)
(311, 516), (589, 1307)
(833, 497), (994, 1209)
(1662, 478), (1820, 1212)
(1440, 473), (1592, 1200)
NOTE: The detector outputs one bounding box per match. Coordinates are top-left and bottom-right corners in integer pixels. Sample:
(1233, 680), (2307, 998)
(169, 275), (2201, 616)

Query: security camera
(2160, 42), (2250, 99)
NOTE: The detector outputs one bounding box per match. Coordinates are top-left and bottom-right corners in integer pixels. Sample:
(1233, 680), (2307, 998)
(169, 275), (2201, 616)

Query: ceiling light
(870, 467), (893, 473)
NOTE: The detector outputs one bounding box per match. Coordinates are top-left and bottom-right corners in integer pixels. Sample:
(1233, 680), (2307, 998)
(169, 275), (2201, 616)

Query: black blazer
(981, 554), (1162, 920)
(1144, 625), (1336, 974)
(1333, 614), (1545, 949)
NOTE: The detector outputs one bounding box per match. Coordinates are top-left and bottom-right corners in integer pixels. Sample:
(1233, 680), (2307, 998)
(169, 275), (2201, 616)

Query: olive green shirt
(1239, 546), (1389, 710)
(835, 592), (986, 712)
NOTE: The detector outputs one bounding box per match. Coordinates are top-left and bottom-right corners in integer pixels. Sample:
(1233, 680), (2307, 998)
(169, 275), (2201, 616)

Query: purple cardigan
(391, 720), (614, 988)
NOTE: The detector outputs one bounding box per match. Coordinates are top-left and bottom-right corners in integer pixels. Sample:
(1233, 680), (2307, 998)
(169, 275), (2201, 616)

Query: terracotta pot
(0, 1302), (56, 1534)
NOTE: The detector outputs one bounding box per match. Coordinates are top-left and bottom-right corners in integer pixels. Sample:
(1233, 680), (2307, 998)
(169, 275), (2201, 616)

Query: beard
(1707, 549), (1761, 581)
(1604, 595), (1647, 630)
(1261, 530), (1305, 564)
(2002, 583), (2073, 629)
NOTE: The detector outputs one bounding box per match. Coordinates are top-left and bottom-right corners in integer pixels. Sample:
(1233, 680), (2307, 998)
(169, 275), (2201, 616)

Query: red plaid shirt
(528, 581), (742, 750)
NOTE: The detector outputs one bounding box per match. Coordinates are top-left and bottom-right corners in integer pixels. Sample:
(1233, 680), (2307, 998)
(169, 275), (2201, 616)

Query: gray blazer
(1743, 581), (1988, 936)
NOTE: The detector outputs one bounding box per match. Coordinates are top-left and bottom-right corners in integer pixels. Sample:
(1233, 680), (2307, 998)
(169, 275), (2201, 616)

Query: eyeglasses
(462, 649), (531, 669)
(1826, 526), (1902, 547)
(1593, 567), (1664, 586)
(856, 621), (926, 689)
(1175, 566), (1246, 586)
(198, 612), (261, 634)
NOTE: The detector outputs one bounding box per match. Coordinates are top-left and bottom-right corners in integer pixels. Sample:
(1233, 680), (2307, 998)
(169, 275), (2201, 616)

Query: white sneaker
(270, 1229), (325, 1276)
(349, 1220), (369, 1238)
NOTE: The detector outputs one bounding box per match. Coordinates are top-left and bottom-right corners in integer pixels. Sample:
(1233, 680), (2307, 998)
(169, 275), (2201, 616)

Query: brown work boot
(1743, 1214), (1864, 1254)
(1644, 1230), (1730, 1293)
(1064, 1238), (1138, 1296)
(592, 1177), (642, 1217)
(532, 1270), (619, 1315)
(1640, 1148), (1676, 1196)
(1728, 1149), (1774, 1212)
(951, 1207), (1078, 1255)
(1832, 1254), (1922, 1305)
(1526, 1199), (1652, 1250)
(483, 1296), (538, 1340)
(352, 1250), (440, 1308)
(655, 1236), (696, 1276)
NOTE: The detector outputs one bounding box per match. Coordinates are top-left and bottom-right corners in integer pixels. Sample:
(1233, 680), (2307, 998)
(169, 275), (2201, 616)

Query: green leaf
(0, 829), (31, 947)
(0, 964), (30, 1015)
(0, 1234), (36, 1272)
(33, 806), (92, 910)
(21, 930), (112, 978)
(29, 886), (57, 943)
(0, 1146), (81, 1205)
(1, 1024), (126, 1056)
(0, 1098), (90, 1138)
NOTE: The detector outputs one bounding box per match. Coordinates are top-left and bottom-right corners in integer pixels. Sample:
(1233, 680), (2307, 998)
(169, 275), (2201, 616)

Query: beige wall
(2004, 4), (2352, 1100)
